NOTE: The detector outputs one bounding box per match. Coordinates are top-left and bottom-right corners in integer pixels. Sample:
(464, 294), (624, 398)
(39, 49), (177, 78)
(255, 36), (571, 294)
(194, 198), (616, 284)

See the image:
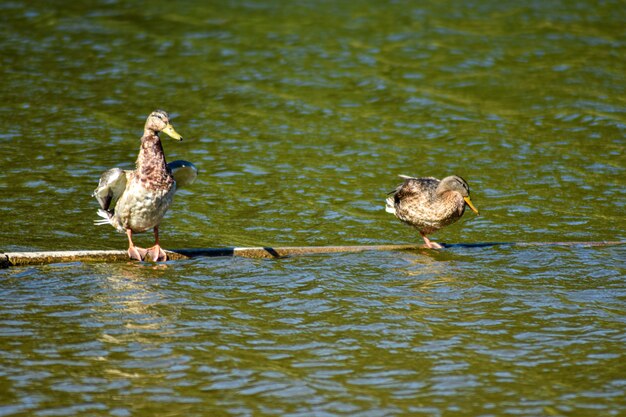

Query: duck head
(439, 175), (479, 215)
(144, 110), (183, 140)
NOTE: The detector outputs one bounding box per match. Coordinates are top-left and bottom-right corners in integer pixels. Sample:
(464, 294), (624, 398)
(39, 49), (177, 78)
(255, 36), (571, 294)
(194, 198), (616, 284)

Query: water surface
(1, 0), (625, 416)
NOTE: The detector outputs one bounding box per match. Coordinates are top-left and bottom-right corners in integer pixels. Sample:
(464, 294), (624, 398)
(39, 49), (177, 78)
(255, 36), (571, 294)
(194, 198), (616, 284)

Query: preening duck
(386, 175), (479, 249)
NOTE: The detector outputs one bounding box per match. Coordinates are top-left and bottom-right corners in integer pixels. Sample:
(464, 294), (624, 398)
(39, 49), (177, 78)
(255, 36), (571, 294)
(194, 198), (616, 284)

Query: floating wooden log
(0, 245), (419, 268)
(1, 241), (624, 268)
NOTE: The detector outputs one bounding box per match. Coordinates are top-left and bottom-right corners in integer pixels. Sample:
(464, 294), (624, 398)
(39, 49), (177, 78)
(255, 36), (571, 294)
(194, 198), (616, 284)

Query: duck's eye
(152, 111), (168, 122)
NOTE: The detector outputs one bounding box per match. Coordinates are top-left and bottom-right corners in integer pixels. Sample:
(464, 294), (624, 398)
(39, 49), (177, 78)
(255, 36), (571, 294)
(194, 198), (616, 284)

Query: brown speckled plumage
(386, 175), (479, 249)
(137, 133), (175, 191)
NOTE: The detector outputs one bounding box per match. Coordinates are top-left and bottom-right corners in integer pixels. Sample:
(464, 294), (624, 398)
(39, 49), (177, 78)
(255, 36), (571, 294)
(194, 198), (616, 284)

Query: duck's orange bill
(464, 196), (479, 215)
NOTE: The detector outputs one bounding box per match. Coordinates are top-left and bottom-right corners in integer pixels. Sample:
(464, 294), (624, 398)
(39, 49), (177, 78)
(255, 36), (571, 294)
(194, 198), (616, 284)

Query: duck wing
(168, 160), (198, 190)
(92, 168), (130, 211)
(386, 176), (439, 211)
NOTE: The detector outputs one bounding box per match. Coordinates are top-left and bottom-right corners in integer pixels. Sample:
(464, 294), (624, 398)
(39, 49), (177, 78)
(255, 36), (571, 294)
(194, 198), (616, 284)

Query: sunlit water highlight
(1, 0), (625, 416)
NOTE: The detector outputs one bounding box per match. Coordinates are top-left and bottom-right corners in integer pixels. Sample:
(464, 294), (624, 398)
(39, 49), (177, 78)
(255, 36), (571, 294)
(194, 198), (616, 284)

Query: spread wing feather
(168, 160), (198, 189)
(92, 168), (129, 211)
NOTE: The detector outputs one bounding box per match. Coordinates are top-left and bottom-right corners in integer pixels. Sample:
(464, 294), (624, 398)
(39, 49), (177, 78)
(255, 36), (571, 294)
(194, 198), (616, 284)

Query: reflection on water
(1, 0), (625, 415)
(1, 247), (625, 416)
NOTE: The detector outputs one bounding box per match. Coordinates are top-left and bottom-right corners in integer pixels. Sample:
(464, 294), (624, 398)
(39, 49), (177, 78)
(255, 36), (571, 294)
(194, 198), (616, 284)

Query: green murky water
(1, 1), (625, 416)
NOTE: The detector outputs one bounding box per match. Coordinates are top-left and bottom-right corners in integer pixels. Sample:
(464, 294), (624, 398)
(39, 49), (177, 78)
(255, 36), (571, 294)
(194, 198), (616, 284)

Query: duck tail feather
(94, 209), (113, 226)
(385, 195), (396, 214)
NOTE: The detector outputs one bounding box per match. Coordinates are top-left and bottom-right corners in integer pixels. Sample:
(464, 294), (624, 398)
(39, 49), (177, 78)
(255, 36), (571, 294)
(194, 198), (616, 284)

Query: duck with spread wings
(93, 110), (198, 261)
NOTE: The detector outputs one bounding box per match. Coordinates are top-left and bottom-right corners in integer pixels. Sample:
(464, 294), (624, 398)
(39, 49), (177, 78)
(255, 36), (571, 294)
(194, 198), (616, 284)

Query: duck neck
(136, 132), (173, 188)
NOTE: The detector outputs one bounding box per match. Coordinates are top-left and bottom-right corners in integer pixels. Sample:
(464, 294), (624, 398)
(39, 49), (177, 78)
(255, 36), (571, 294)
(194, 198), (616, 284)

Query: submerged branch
(1, 241), (624, 268)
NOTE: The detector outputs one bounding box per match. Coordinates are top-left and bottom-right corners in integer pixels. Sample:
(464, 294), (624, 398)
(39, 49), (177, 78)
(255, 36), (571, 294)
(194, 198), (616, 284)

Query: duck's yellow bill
(162, 124), (183, 141)
(464, 196), (479, 215)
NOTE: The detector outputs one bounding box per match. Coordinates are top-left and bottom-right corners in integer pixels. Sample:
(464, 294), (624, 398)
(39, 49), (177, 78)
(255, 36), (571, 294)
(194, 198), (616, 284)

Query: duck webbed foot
(144, 226), (168, 262)
(146, 244), (168, 262)
(421, 233), (444, 249)
(128, 245), (148, 261)
(126, 229), (148, 261)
